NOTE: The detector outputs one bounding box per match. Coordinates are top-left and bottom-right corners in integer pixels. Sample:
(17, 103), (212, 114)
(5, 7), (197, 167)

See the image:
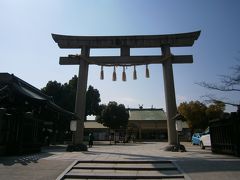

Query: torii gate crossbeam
(52, 31), (200, 148)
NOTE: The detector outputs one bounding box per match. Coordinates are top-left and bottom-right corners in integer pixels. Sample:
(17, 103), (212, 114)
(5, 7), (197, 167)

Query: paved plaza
(0, 142), (240, 179)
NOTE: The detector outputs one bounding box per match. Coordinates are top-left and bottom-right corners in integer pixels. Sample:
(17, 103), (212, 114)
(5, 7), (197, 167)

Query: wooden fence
(209, 112), (240, 156)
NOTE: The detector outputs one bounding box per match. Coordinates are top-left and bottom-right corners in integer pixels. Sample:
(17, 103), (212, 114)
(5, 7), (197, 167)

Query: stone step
(57, 160), (185, 180)
(65, 169), (183, 178)
(74, 162), (177, 170)
(65, 179), (185, 180)
(64, 178), (184, 180)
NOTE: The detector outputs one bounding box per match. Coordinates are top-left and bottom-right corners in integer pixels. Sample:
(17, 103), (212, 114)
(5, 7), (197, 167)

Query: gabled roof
(0, 73), (76, 117)
(0, 73), (51, 101)
(128, 108), (167, 121)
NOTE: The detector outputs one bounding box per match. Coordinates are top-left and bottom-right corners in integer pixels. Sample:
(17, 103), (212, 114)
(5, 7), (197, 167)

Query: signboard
(70, 120), (77, 131)
(175, 120), (183, 132)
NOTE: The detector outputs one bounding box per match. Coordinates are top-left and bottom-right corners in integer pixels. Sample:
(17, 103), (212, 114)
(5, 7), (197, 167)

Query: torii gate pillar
(162, 46), (177, 145)
(74, 47), (89, 144)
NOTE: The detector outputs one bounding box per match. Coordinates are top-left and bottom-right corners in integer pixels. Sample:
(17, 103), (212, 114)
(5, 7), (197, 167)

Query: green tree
(41, 75), (101, 116)
(86, 85), (101, 116)
(60, 75), (78, 112)
(41, 77), (76, 112)
(206, 101), (225, 120)
(178, 101), (208, 132)
(41, 80), (63, 106)
(97, 101), (129, 130)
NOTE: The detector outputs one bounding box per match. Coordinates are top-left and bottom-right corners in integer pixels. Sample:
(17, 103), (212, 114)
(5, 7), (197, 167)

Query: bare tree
(197, 60), (240, 109)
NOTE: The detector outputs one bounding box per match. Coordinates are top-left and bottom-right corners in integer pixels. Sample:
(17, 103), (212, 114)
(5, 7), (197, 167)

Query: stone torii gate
(52, 31), (200, 147)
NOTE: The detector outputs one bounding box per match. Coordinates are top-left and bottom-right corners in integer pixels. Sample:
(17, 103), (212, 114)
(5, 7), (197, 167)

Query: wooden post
(121, 47), (130, 56)
(74, 47), (89, 144)
(161, 46), (178, 145)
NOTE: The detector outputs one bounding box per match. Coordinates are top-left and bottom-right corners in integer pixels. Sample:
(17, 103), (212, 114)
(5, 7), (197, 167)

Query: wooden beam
(172, 55), (193, 64)
(59, 55), (193, 65)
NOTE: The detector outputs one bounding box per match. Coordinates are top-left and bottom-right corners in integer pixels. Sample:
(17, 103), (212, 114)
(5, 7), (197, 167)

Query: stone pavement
(0, 142), (240, 179)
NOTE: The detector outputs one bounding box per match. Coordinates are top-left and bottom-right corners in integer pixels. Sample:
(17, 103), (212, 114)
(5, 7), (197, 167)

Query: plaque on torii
(52, 31), (200, 148)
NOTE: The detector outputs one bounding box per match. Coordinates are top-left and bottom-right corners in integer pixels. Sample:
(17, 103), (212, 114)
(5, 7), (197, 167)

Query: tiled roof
(128, 109), (167, 121)
(84, 109), (167, 129)
(84, 121), (108, 129)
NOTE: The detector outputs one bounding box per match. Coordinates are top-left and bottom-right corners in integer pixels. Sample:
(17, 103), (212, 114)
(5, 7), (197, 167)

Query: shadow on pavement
(0, 145), (67, 166)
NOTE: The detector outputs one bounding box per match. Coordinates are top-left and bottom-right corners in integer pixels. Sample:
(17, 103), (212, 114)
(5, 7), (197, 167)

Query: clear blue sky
(1, 0), (240, 112)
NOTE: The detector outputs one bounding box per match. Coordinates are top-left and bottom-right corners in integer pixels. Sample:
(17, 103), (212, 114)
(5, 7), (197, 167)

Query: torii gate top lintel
(52, 31), (200, 49)
(52, 31), (200, 66)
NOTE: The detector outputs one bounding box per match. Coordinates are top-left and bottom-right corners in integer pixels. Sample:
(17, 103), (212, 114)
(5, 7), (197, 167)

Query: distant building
(127, 108), (167, 140)
(84, 121), (108, 141)
(84, 108), (189, 141)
